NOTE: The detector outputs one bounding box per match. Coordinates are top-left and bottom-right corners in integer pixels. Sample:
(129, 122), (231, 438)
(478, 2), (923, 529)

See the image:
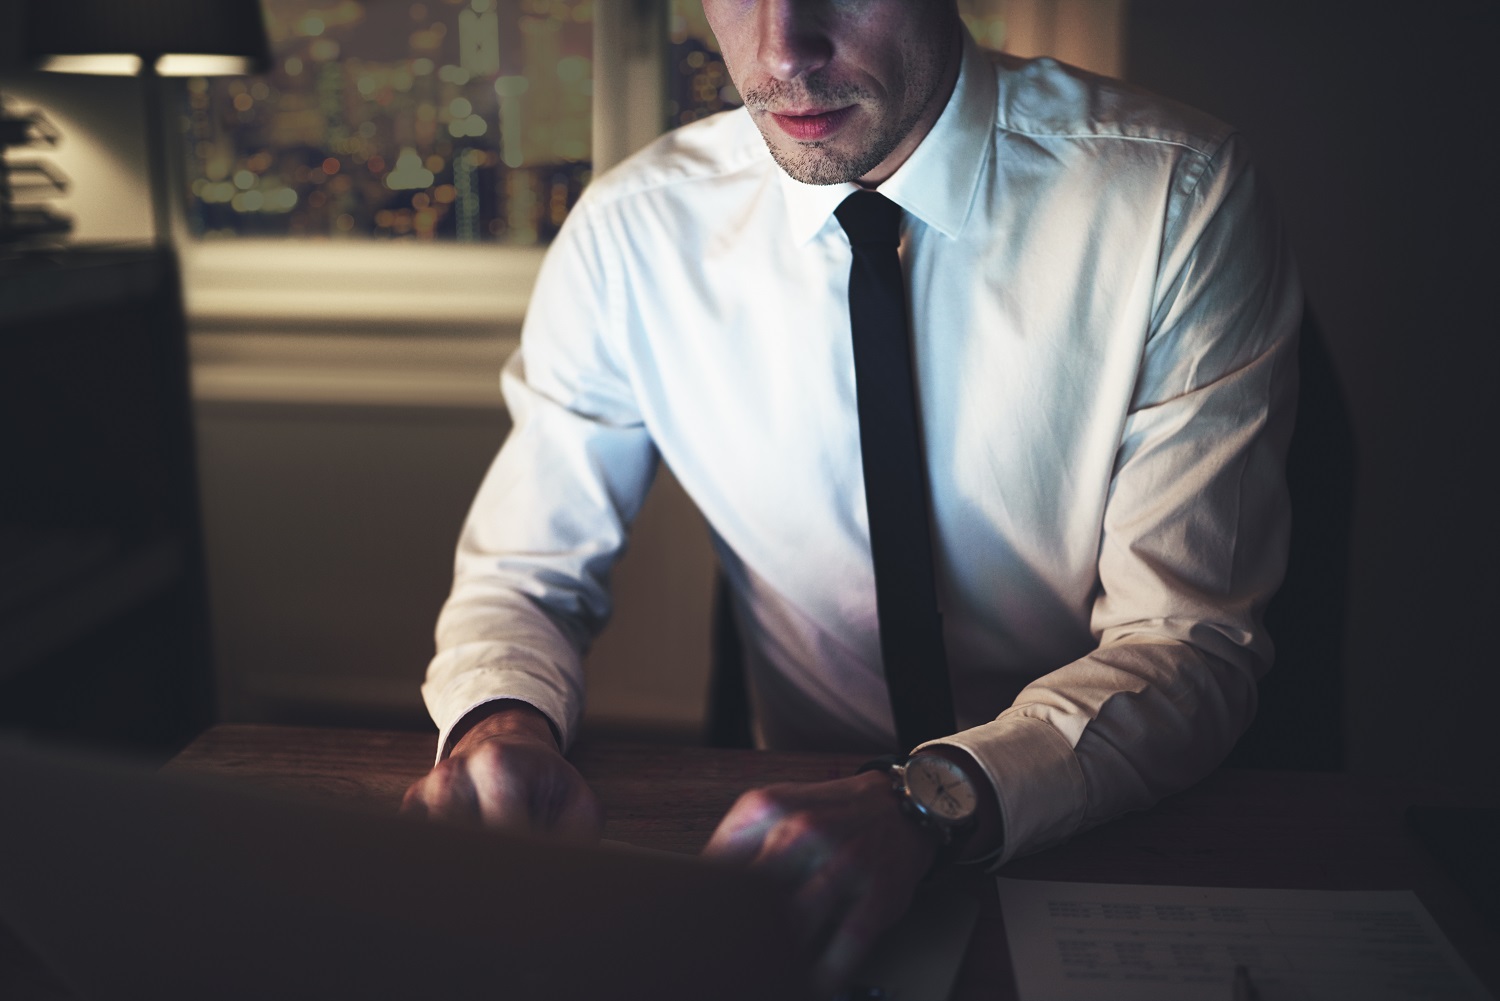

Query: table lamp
(22, 0), (272, 245)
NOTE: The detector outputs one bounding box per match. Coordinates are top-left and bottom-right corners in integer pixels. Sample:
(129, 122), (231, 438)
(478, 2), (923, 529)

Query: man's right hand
(400, 700), (603, 843)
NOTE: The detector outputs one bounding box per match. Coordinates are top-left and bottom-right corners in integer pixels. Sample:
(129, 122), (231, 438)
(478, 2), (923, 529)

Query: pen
(1232, 964), (1259, 1001)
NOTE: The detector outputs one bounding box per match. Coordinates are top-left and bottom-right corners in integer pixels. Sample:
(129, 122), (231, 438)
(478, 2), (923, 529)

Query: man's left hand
(701, 770), (935, 992)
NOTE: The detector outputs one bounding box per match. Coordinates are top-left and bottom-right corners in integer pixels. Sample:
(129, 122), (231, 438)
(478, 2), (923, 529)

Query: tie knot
(834, 191), (903, 247)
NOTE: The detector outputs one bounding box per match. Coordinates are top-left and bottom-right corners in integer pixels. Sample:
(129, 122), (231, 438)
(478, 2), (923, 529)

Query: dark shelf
(0, 246), (212, 751)
(0, 529), (184, 683)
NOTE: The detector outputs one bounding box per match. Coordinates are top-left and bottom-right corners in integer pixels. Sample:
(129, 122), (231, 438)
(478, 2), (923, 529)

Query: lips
(769, 106), (855, 141)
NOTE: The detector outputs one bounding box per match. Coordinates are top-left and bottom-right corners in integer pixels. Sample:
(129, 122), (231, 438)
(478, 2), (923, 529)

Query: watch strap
(857, 753), (906, 775)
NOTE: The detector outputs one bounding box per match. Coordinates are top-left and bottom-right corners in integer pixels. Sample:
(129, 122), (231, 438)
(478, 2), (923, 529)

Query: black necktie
(834, 191), (955, 751)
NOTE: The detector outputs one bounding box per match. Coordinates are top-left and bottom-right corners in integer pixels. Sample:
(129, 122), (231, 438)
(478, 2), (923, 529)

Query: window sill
(182, 239), (543, 336)
(183, 240), (535, 408)
(189, 330), (517, 408)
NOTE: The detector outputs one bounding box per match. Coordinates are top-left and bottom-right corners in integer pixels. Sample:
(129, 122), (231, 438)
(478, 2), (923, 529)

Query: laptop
(0, 737), (816, 1000)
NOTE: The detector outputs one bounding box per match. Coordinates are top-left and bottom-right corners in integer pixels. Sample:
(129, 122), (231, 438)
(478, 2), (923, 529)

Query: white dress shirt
(422, 34), (1302, 865)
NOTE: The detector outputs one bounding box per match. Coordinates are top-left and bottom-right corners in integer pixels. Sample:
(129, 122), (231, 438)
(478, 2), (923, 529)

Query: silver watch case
(889, 754), (979, 846)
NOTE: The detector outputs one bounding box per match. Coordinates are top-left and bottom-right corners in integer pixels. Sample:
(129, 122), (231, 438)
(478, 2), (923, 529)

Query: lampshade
(24, 0), (272, 76)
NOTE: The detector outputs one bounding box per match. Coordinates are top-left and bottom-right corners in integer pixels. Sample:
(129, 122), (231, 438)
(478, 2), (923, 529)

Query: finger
(524, 762), (586, 831)
(749, 808), (832, 883)
(816, 908), (883, 993)
(815, 879), (915, 992)
(549, 782), (605, 843)
(407, 765), (483, 827)
(790, 847), (864, 949)
(464, 744), (537, 832)
(399, 781), (429, 818)
(703, 789), (783, 862)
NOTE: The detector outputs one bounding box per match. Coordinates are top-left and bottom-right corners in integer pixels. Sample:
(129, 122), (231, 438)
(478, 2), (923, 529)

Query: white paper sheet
(997, 878), (1493, 1001)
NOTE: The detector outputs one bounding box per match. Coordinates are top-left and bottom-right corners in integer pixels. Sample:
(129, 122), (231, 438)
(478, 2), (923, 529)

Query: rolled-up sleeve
(923, 133), (1303, 864)
(421, 200), (657, 759)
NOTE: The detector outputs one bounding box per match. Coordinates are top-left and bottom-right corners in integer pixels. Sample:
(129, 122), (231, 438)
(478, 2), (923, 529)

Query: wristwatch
(870, 753), (980, 850)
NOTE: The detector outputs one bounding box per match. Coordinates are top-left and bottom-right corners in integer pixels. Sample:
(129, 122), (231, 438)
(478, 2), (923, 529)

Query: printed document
(997, 878), (1492, 1001)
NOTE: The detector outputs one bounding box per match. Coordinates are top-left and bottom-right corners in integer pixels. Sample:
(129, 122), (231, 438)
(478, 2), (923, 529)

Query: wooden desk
(156, 723), (1499, 1000)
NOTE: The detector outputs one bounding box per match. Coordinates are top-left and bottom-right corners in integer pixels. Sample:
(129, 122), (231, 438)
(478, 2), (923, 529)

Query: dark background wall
(1124, 0), (1499, 785)
(0, 1), (18, 68)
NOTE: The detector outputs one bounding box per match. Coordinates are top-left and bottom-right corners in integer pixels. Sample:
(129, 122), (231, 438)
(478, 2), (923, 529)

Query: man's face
(701, 0), (961, 186)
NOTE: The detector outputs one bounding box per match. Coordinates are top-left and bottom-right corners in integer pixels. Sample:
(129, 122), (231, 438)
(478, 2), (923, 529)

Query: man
(403, 0), (1300, 989)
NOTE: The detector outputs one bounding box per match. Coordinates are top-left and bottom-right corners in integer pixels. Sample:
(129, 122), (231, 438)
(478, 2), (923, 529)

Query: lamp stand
(140, 63), (173, 246)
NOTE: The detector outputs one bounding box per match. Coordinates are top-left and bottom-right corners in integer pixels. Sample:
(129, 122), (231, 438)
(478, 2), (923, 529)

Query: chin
(772, 142), (881, 186)
(773, 149), (856, 186)
(749, 126), (862, 186)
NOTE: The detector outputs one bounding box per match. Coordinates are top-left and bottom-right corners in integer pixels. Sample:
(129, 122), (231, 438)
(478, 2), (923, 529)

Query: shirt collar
(777, 29), (997, 245)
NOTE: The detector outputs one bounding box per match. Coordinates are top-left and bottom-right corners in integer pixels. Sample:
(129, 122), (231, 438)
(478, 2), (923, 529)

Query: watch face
(904, 755), (978, 825)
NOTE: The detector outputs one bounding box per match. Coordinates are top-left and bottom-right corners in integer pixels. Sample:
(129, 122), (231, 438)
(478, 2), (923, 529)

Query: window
(181, 0), (593, 246)
(666, 2), (738, 129)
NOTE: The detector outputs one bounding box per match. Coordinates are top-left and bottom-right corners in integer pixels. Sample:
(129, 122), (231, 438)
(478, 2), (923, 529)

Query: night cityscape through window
(667, 2), (739, 129)
(182, 0), (593, 245)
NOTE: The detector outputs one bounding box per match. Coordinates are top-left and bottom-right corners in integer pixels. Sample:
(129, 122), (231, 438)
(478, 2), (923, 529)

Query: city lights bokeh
(181, 0), (593, 245)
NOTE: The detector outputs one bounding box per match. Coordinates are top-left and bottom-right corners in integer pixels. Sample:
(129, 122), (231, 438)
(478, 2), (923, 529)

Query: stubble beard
(742, 51), (943, 186)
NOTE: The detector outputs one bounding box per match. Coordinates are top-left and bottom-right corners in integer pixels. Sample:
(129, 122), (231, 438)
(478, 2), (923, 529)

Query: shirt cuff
(422, 663), (576, 764)
(916, 712), (1087, 867)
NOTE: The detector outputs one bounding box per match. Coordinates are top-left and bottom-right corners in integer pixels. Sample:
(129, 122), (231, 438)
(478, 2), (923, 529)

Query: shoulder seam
(997, 126), (1227, 161)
